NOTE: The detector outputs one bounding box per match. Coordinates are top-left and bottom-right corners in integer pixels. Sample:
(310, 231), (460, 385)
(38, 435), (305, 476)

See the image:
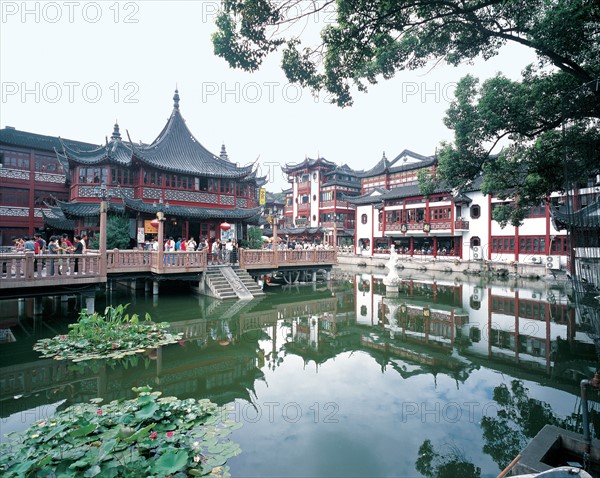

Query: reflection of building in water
(284, 297), (345, 360)
(455, 283), (597, 384)
(354, 271), (598, 388)
(356, 273), (467, 346)
(0, 287), (342, 419)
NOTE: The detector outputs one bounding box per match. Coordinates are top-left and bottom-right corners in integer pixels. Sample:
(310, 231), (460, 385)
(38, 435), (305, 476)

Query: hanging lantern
(220, 222), (231, 231)
(150, 219), (159, 228)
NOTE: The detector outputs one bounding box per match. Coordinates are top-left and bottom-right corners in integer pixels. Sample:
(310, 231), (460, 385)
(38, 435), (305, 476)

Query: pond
(1, 268), (599, 477)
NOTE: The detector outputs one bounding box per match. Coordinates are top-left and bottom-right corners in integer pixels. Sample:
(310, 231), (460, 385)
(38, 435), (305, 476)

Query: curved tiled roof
(56, 125), (134, 171)
(323, 163), (360, 178)
(41, 206), (76, 230)
(55, 199), (125, 218)
(356, 150), (435, 178)
(0, 127), (99, 152)
(552, 200), (600, 229)
(282, 157), (336, 174)
(356, 153), (391, 178)
(132, 91), (253, 179)
(321, 178), (362, 189)
(389, 156), (436, 173)
(122, 196), (261, 222)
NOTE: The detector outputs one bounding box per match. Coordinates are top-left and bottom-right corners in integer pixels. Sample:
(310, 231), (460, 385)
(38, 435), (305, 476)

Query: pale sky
(1, 1), (537, 192)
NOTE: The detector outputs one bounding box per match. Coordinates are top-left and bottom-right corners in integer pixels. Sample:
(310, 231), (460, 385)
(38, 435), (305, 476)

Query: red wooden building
(49, 90), (264, 245)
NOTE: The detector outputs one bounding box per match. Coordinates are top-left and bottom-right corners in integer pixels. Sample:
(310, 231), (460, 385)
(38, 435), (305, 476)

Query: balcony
(297, 203), (310, 214)
(454, 219), (469, 230)
(380, 221), (461, 232)
(297, 182), (311, 194)
(321, 220), (355, 230)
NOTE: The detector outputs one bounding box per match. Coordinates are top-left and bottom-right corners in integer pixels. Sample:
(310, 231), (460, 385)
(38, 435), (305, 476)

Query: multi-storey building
(0, 128), (97, 246)
(281, 157), (361, 245)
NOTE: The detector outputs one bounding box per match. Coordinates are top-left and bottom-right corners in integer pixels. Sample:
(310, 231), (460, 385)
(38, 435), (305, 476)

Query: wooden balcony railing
(239, 248), (337, 269)
(381, 220), (469, 232)
(454, 219), (469, 230)
(107, 250), (208, 274)
(0, 251), (102, 289)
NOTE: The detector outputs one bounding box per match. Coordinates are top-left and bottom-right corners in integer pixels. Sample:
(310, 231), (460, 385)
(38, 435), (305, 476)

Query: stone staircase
(204, 265), (264, 300)
(231, 265), (265, 297)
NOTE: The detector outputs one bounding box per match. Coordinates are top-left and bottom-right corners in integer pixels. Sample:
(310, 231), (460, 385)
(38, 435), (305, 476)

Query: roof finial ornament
(173, 88), (180, 110)
(111, 121), (122, 140)
(220, 143), (229, 161)
(382, 151), (387, 160)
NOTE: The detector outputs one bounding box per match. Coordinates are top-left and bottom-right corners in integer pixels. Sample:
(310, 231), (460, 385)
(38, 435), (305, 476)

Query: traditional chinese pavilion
(48, 90), (264, 244)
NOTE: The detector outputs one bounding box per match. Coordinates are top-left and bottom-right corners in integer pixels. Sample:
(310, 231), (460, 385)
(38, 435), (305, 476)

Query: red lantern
(150, 219), (159, 228)
(220, 222), (231, 231)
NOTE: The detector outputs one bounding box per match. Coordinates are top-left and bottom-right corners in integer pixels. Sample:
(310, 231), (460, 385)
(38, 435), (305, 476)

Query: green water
(1, 270), (599, 477)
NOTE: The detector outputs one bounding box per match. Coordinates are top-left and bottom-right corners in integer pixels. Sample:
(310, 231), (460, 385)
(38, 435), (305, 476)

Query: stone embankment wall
(336, 253), (555, 281)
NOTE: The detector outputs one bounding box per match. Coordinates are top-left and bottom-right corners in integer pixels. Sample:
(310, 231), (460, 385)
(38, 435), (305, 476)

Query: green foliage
(0, 387), (242, 477)
(417, 169), (436, 198)
(33, 304), (183, 362)
(90, 215), (132, 250)
(212, 1), (599, 223)
(416, 439), (481, 478)
(246, 226), (264, 249)
(480, 379), (576, 469)
(212, 1), (599, 107)
(437, 72), (599, 226)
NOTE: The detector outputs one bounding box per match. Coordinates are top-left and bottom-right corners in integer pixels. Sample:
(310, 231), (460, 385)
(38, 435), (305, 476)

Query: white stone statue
(383, 244), (401, 287)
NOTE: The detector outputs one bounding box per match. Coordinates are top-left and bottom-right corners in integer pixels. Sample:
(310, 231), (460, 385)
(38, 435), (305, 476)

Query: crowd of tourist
(9, 233), (87, 275)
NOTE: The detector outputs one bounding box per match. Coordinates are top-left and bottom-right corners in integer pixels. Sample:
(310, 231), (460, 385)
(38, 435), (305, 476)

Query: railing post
(25, 251), (34, 279)
(157, 212), (165, 272)
(99, 189), (107, 279)
(273, 223), (278, 267)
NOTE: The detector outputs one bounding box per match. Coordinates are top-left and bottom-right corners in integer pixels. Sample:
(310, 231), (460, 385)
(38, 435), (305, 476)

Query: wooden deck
(0, 248), (337, 291)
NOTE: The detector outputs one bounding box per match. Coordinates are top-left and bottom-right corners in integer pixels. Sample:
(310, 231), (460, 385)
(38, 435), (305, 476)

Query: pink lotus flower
(179, 341), (185, 346)
(60, 335), (67, 339)
(97, 410), (103, 415)
(112, 343), (118, 349)
(150, 431), (157, 440)
(166, 431), (174, 437)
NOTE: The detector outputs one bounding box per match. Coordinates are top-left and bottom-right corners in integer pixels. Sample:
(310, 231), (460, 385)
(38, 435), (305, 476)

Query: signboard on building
(144, 220), (158, 234)
(259, 188), (266, 206)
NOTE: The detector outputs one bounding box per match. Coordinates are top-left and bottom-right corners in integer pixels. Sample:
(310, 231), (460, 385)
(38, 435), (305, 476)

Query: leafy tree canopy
(90, 215), (131, 250)
(246, 225), (265, 249)
(213, 0), (599, 226)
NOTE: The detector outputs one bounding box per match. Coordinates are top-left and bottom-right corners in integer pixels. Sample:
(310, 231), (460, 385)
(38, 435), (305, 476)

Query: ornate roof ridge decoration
(389, 149), (434, 164)
(241, 169), (268, 185)
(56, 122), (134, 167)
(552, 199), (600, 229)
(121, 195), (261, 221)
(356, 151), (391, 178)
(356, 150), (436, 178)
(130, 90), (254, 179)
(282, 156), (337, 174)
